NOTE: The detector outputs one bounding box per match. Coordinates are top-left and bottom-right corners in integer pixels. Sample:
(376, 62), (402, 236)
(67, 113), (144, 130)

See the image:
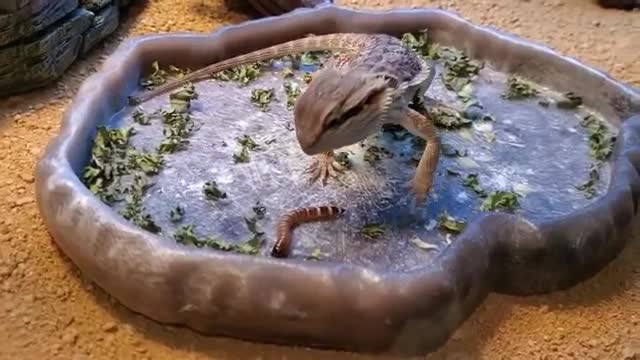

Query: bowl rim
(34, 5), (640, 355)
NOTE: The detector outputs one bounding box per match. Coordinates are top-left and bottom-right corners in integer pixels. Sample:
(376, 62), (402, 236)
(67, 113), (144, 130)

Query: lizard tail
(129, 33), (370, 104)
(271, 205), (346, 258)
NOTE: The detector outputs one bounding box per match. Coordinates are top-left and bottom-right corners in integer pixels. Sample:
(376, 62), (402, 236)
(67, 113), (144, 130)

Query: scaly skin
(130, 33), (441, 204)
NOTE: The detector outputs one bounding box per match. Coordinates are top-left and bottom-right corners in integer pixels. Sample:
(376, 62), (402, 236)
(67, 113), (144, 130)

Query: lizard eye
(327, 115), (350, 129)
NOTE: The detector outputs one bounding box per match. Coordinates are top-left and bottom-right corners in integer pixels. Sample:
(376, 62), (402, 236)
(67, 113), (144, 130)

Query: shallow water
(107, 56), (616, 273)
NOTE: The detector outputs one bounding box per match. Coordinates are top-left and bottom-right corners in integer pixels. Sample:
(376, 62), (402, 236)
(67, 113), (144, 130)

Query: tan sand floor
(0, 0), (638, 359)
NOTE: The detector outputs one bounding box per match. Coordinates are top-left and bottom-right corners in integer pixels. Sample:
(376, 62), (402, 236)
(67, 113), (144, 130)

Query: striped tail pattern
(271, 206), (346, 258)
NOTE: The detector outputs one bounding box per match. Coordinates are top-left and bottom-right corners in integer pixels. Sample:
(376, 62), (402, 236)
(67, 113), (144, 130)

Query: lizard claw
(304, 155), (345, 186)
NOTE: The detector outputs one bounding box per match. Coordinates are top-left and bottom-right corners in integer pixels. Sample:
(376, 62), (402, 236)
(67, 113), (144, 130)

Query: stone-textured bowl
(35, 5), (640, 356)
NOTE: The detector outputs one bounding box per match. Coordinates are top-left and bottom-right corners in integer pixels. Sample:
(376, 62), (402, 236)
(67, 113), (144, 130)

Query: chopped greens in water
(503, 76), (539, 100)
(576, 164), (600, 199)
(132, 108), (150, 125)
(440, 48), (482, 95)
(364, 145), (392, 166)
(462, 173), (486, 196)
(170, 206), (184, 223)
(580, 113), (616, 162)
(361, 223), (385, 239)
(173, 224), (262, 255)
(400, 31), (440, 60)
(139, 61), (188, 90)
(481, 191), (520, 211)
(203, 181), (227, 202)
(250, 88), (275, 111)
(429, 107), (472, 129)
(283, 81), (302, 110)
(556, 92), (583, 109)
(438, 211), (466, 234)
(212, 63), (263, 85)
(334, 152), (353, 170)
(233, 134), (263, 163)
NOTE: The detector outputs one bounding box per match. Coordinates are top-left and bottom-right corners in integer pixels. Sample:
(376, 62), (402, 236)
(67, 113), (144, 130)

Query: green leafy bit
(250, 88), (275, 111)
(480, 191), (520, 211)
(441, 48), (482, 93)
(118, 175), (160, 234)
(156, 90), (197, 154)
(334, 151), (353, 170)
(576, 164), (599, 199)
(302, 72), (313, 84)
(169, 83), (198, 113)
(361, 223), (385, 239)
(233, 135), (262, 164)
(139, 61), (168, 89)
(401, 32), (428, 55)
(556, 92), (583, 109)
(170, 205), (184, 223)
(174, 223), (262, 255)
(173, 224), (200, 246)
(212, 63), (263, 85)
(132, 108), (151, 125)
(139, 62), (188, 90)
(300, 51), (328, 66)
(236, 134), (261, 151)
(240, 212), (266, 255)
(580, 114), (616, 162)
(283, 81), (302, 110)
(252, 202), (267, 220)
(429, 107), (471, 129)
(502, 76), (539, 100)
(282, 66), (294, 78)
(462, 173), (486, 196)
(233, 147), (250, 164)
(82, 126), (136, 203)
(438, 211), (466, 233)
(364, 145), (392, 166)
(158, 126), (191, 154)
(305, 248), (328, 260)
(168, 65), (190, 78)
(203, 181), (227, 201)
(127, 150), (164, 175)
(401, 31), (440, 60)
(234, 234), (264, 255)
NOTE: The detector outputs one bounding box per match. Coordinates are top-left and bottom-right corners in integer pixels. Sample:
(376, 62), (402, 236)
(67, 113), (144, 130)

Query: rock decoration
(0, 0), (133, 97)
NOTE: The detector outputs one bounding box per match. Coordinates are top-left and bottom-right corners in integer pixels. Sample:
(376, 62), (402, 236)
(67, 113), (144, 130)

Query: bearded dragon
(130, 33), (441, 204)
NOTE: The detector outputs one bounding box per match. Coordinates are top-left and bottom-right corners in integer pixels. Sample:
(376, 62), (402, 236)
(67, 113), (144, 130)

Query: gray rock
(82, 4), (119, 54)
(0, 1), (30, 13)
(0, 8), (93, 96)
(0, 0), (79, 47)
(115, 0), (133, 7)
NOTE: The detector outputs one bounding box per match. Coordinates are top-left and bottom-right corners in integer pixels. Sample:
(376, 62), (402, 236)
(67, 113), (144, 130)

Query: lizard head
(293, 67), (396, 155)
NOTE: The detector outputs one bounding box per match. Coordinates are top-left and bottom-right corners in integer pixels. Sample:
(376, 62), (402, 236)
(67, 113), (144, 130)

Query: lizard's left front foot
(304, 151), (345, 185)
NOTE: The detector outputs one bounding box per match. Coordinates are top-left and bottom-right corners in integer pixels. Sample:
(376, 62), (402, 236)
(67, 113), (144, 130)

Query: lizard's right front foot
(304, 152), (345, 186)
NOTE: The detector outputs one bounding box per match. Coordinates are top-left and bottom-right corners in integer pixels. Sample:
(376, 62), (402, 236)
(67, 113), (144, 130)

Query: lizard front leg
(400, 108), (441, 204)
(303, 151), (345, 186)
